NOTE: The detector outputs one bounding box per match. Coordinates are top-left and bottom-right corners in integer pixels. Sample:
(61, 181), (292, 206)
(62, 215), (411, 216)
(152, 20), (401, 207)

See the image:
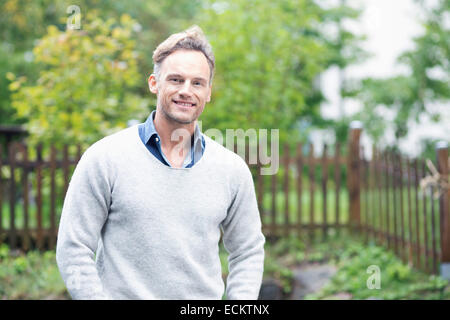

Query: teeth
(176, 101), (193, 107)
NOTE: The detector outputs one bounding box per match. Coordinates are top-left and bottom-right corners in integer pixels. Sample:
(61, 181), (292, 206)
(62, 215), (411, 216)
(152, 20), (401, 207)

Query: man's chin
(165, 111), (196, 125)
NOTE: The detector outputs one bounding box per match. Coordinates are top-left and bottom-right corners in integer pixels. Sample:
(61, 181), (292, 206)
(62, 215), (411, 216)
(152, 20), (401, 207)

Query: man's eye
(170, 78), (181, 82)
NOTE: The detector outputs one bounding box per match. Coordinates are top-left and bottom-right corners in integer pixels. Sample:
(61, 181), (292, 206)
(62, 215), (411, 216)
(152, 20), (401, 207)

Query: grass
(1, 202), (64, 230)
(304, 236), (450, 300)
(225, 233), (450, 300)
(0, 232), (448, 300)
(0, 244), (69, 299)
(261, 188), (350, 226)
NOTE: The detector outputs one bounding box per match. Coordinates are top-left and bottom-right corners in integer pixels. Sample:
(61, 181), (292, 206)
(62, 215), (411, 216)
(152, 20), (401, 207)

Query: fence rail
(0, 127), (449, 278)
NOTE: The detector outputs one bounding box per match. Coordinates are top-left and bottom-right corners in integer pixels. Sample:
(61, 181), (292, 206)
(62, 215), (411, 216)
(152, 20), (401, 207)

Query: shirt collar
(143, 109), (203, 150)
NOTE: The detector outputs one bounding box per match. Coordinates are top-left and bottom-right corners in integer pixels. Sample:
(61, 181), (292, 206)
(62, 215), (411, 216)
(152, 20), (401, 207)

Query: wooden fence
(0, 143), (81, 251)
(359, 141), (449, 275)
(0, 127), (449, 277)
(249, 141), (349, 238)
(246, 125), (449, 276)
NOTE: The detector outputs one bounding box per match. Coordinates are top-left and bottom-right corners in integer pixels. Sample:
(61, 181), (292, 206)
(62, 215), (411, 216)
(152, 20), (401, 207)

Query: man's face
(148, 49), (212, 125)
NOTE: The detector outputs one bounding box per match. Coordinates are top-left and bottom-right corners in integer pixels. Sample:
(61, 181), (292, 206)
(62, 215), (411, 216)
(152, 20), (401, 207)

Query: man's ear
(148, 74), (158, 94)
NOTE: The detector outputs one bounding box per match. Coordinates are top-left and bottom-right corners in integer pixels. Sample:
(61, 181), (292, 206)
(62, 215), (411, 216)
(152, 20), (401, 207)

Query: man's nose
(178, 81), (193, 97)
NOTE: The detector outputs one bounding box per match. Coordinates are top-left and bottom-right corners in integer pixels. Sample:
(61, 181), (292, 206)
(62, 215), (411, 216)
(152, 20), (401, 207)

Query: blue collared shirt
(138, 110), (205, 168)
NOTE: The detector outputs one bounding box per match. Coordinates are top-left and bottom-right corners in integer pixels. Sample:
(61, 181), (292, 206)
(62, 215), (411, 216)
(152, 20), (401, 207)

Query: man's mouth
(173, 100), (196, 107)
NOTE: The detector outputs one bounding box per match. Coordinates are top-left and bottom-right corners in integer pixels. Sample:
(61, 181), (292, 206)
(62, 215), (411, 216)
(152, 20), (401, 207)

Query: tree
(9, 12), (149, 152)
(0, 0), (65, 124)
(196, 0), (365, 146)
(1, 0), (202, 125)
(350, 0), (449, 144)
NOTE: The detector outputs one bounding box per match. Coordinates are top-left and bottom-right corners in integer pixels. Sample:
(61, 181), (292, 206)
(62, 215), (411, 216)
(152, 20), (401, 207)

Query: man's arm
(56, 144), (112, 299)
(220, 162), (265, 300)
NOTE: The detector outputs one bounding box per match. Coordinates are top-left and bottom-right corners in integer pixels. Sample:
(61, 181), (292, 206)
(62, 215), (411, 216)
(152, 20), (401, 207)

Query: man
(56, 25), (265, 300)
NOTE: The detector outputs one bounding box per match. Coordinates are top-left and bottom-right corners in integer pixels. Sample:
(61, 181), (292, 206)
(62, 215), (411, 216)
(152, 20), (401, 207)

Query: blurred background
(0, 0), (449, 300)
(1, 0), (448, 154)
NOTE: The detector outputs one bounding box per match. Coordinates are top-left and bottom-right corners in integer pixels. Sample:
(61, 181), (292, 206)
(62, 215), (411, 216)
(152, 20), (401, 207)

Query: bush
(0, 244), (69, 299)
(307, 241), (450, 300)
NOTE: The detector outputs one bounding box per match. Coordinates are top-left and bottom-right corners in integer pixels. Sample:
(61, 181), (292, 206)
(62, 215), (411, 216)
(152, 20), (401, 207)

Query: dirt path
(287, 262), (338, 300)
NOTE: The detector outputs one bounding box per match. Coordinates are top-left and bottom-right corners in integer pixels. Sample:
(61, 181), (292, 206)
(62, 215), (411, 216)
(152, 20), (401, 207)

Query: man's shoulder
(203, 135), (251, 173)
(82, 125), (137, 159)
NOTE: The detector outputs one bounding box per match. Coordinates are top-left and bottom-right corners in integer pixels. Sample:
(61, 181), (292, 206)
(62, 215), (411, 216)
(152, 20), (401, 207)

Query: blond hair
(152, 25), (215, 85)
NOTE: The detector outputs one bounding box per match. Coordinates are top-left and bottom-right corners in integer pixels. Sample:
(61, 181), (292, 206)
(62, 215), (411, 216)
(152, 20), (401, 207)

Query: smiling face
(148, 49), (212, 125)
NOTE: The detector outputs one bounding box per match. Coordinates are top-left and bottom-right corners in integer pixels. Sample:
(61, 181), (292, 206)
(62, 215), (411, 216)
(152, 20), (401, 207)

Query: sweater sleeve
(220, 161), (266, 300)
(56, 144), (112, 300)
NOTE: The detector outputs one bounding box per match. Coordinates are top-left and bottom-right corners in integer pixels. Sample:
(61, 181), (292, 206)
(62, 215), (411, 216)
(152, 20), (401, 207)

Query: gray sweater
(56, 125), (265, 299)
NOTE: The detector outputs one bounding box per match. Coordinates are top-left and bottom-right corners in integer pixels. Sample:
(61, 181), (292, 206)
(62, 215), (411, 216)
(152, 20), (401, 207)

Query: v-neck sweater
(56, 124), (265, 300)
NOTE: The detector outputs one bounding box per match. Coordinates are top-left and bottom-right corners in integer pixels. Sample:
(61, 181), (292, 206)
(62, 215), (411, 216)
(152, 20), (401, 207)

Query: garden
(0, 0), (449, 301)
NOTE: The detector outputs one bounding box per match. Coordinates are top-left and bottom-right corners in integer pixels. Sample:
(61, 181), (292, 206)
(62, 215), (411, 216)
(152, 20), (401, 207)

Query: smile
(173, 100), (196, 107)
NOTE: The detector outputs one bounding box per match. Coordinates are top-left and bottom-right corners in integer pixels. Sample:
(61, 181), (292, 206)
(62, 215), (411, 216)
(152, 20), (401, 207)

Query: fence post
(8, 142), (17, 249)
(437, 141), (450, 280)
(348, 121), (363, 234)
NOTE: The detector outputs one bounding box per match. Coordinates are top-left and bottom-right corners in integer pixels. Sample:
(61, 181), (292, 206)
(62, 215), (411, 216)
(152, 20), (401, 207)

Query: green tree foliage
(196, 0), (365, 145)
(9, 12), (149, 151)
(350, 0), (449, 144)
(0, 0), (64, 124)
(2, 0), (366, 150)
(1, 0), (202, 125)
